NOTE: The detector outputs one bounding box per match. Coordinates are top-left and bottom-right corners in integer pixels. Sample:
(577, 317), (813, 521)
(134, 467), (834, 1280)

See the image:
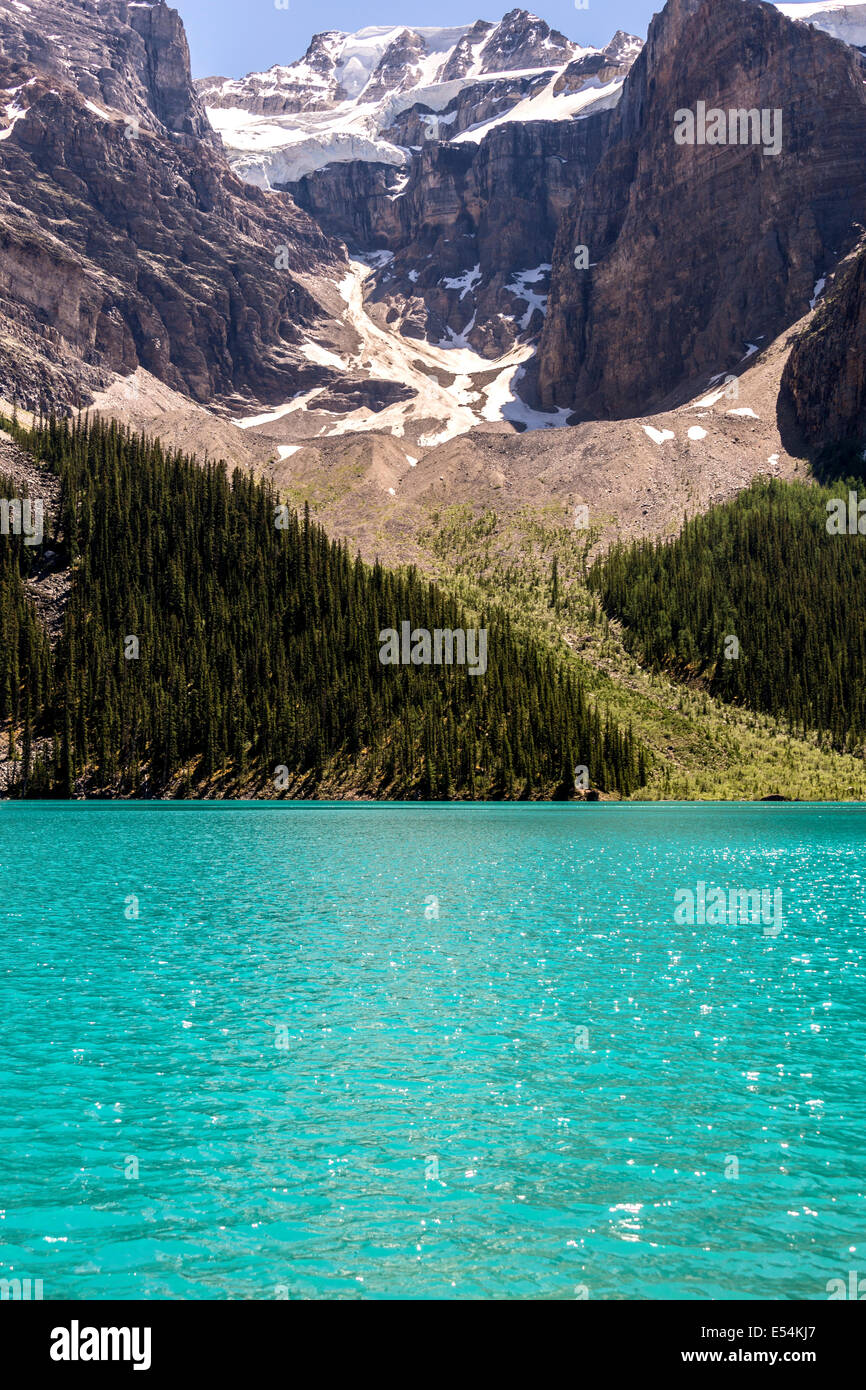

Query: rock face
(13, 0), (866, 453)
(0, 0), (344, 409)
(288, 114), (614, 355)
(198, 10), (640, 371)
(362, 31), (430, 103)
(197, 31), (350, 116)
(553, 34), (643, 96)
(537, 0), (866, 418)
(0, 0), (216, 145)
(437, 21), (496, 82)
(780, 240), (866, 455)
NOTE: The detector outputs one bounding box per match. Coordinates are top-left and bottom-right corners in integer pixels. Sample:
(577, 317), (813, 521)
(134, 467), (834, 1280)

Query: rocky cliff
(288, 113), (613, 356)
(0, 0), (345, 409)
(780, 238), (866, 460)
(537, 0), (866, 417)
(9, 0), (866, 456)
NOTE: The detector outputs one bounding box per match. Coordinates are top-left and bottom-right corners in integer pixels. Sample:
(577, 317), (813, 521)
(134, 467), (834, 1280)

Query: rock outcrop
(362, 30), (429, 103)
(437, 21), (496, 83)
(198, 31), (350, 116)
(468, 8), (575, 73)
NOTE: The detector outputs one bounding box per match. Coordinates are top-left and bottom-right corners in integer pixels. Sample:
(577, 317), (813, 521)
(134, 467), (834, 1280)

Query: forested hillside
(0, 415), (647, 799)
(589, 479), (866, 752)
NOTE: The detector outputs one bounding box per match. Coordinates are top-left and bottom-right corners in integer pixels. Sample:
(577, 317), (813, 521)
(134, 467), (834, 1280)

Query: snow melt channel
(233, 258), (569, 445)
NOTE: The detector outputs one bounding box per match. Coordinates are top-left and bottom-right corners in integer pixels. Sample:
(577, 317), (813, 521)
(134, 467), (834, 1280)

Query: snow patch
(486, 365), (573, 430)
(451, 74), (625, 144)
(358, 249), (394, 270)
(504, 265), (551, 331)
(0, 98), (28, 140)
(207, 23), (639, 186)
(84, 100), (113, 122)
(438, 312), (478, 349)
(644, 426), (675, 444)
(300, 341), (347, 370)
(233, 388), (325, 429)
(441, 264), (481, 300)
(274, 259), (541, 445)
(690, 389), (727, 409)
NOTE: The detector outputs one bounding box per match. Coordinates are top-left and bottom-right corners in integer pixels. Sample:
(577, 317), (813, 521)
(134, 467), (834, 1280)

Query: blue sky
(172, 1), (665, 80)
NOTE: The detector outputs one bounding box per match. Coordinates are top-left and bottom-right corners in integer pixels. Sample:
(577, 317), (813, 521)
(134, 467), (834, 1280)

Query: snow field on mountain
(204, 15), (641, 182)
(207, 55), (615, 184)
(452, 73), (626, 143)
(231, 258), (570, 444)
(776, 1), (866, 48)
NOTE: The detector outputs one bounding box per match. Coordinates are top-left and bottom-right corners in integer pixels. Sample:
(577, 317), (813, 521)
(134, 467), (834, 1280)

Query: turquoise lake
(1, 801), (864, 1300)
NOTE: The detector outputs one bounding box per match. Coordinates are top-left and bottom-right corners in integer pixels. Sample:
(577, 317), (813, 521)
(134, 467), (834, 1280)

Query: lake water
(1, 802), (864, 1300)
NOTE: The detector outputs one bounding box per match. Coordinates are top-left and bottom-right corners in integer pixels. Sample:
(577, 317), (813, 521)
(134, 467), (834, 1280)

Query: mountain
(0, 0), (346, 409)
(5, 2), (866, 801)
(197, 12), (642, 361)
(0, 2), (644, 433)
(8, 2), (866, 445)
(780, 236), (866, 466)
(0, 409), (648, 800)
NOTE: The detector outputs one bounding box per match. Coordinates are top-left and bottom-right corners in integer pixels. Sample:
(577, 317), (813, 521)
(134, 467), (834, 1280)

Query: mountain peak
(477, 8), (579, 73)
(197, 11), (643, 186)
